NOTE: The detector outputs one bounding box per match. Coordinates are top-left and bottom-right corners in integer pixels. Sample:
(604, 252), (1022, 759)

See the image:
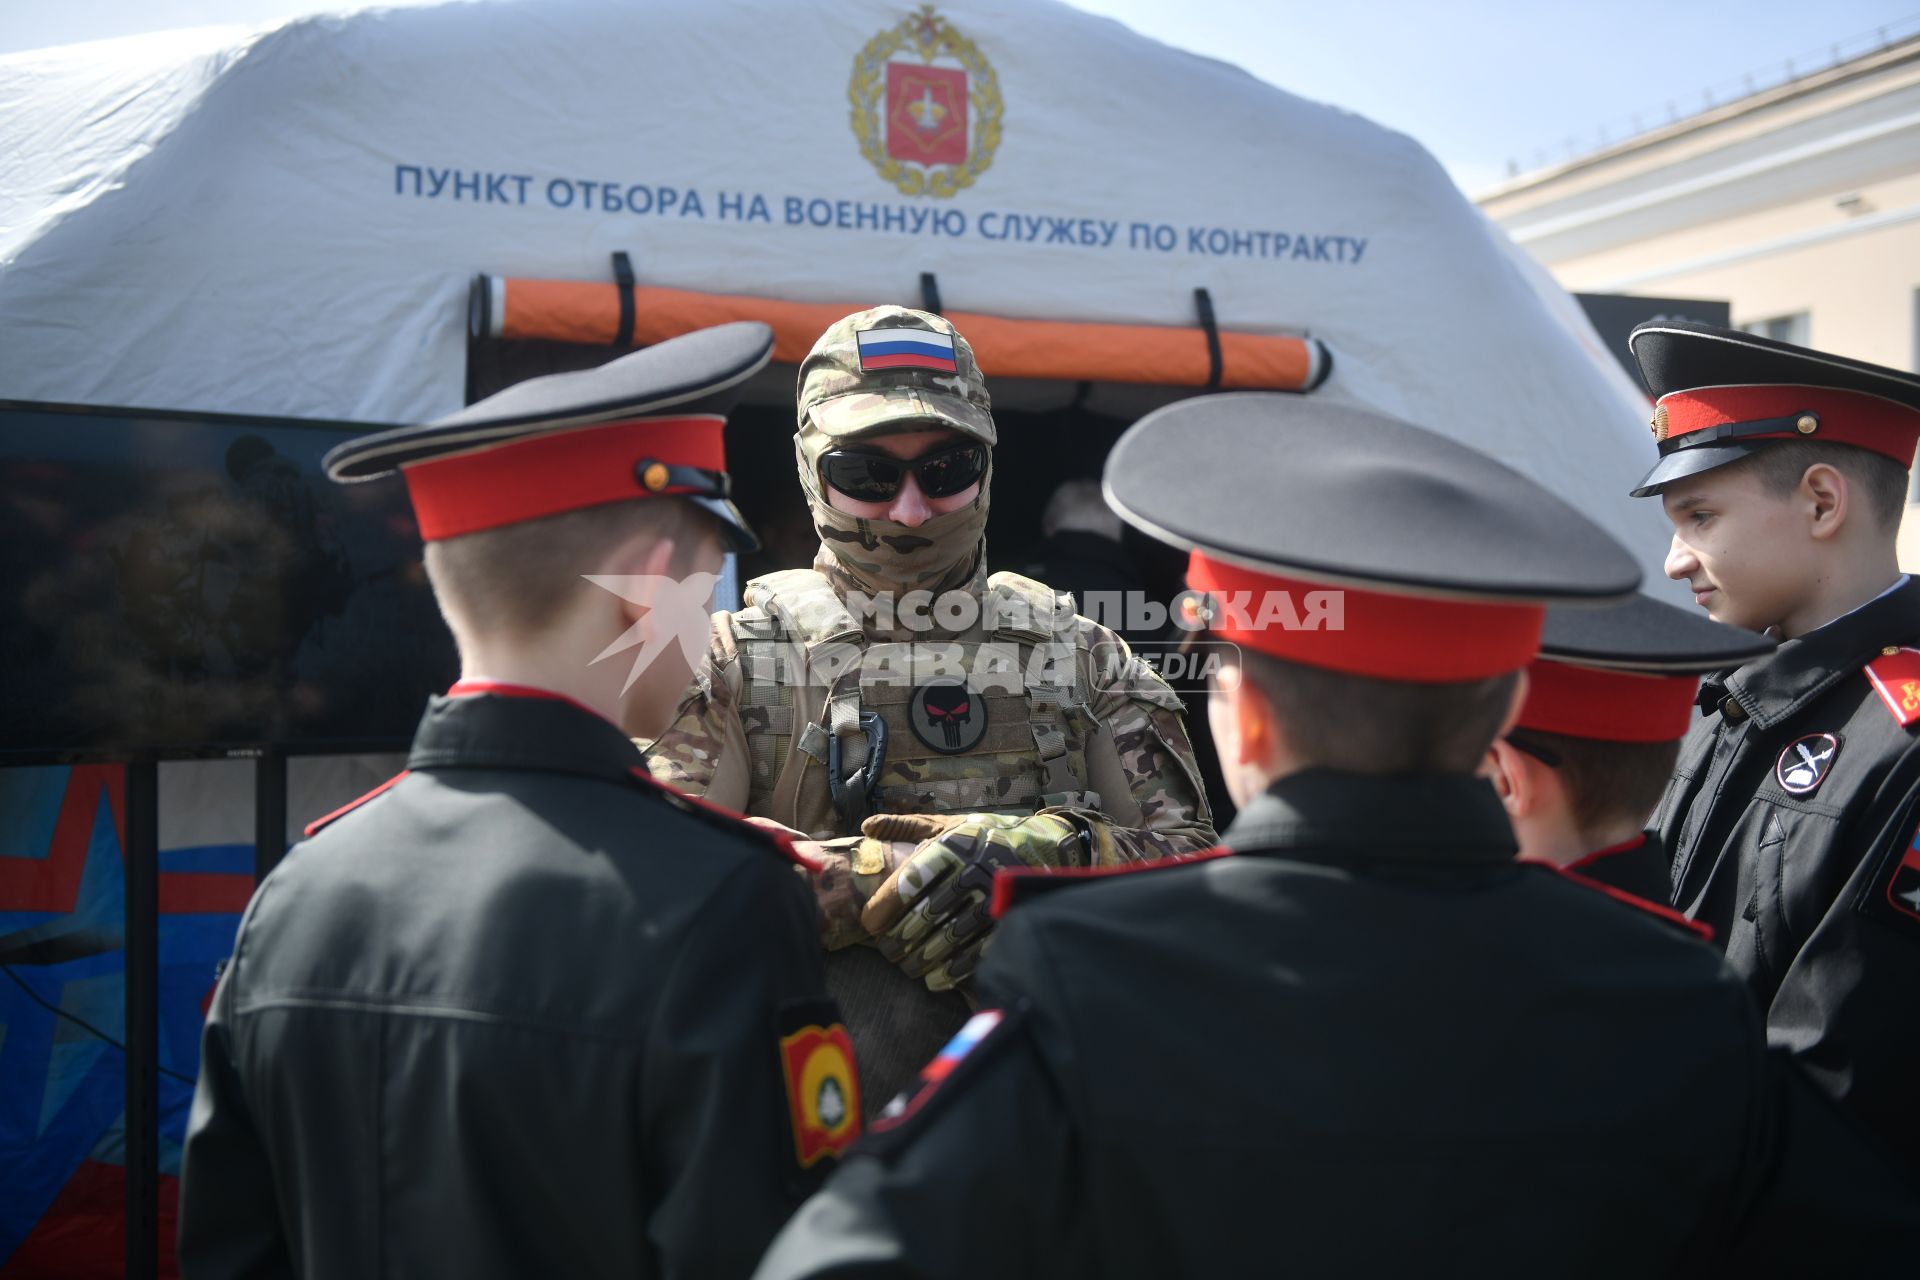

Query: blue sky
(5, 0), (1915, 194)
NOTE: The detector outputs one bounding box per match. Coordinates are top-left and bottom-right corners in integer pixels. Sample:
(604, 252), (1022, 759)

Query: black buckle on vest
(829, 712), (889, 828)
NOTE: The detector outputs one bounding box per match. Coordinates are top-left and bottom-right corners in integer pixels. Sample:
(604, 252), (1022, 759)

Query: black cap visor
(1538, 592), (1774, 672)
(1629, 441), (1764, 498)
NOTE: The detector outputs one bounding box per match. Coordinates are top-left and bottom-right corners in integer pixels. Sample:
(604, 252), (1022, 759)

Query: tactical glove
(860, 811), (1091, 992)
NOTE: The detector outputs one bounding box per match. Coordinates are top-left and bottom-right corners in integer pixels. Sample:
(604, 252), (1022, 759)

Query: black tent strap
(612, 251), (637, 348)
(466, 273), (490, 340)
(1193, 288), (1223, 390)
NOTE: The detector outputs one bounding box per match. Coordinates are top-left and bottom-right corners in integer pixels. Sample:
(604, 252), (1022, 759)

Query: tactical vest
(731, 569), (1100, 838)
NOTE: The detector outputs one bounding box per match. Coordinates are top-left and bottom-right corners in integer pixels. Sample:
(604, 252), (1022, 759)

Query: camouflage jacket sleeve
(1060, 618), (1217, 866)
(639, 612), (754, 812)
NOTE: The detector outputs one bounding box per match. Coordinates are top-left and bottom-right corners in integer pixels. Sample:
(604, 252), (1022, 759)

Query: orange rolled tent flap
(470, 274), (1329, 392)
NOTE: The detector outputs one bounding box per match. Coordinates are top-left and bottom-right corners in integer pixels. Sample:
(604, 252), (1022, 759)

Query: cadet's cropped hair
(425, 498), (713, 641)
(1509, 730), (1680, 835)
(1743, 441), (1909, 530)
(1226, 649), (1521, 774)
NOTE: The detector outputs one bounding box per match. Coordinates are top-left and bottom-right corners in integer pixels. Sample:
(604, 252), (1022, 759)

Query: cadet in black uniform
(1634, 321), (1920, 1175)
(1484, 594), (1772, 901)
(755, 396), (1920, 1279)
(179, 324), (861, 1279)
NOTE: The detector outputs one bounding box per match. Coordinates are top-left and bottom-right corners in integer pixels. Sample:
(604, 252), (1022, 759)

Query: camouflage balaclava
(796, 306), (996, 596)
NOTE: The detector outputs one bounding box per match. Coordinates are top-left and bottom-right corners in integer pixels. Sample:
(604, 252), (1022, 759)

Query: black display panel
(1574, 294), (1732, 389)
(0, 402), (457, 759)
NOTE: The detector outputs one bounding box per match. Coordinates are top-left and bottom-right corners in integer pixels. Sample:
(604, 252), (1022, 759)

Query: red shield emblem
(779, 1021), (861, 1168)
(886, 63), (968, 166)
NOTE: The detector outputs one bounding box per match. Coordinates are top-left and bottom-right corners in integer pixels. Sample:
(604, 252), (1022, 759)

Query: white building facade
(1481, 35), (1920, 561)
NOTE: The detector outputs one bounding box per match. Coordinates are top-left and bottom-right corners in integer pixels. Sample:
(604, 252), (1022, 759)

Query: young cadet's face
(1661, 463), (1813, 633)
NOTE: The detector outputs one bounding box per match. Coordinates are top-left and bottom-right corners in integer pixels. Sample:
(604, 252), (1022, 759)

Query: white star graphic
(583, 573), (719, 692)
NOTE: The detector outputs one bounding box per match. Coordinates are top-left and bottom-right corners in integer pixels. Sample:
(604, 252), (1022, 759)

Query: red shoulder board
(302, 770), (410, 837)
(990, 847), (1233, 919)
(1532, 860), (1714, 942)
(1864, 647), (1920, 728)
(625, 768), (820, 870)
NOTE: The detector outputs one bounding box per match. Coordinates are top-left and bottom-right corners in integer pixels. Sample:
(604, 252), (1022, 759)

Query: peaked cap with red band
(1628, 319), (1920, 497)
(323, 321), (774, 549)
(1517, 594), (1774, 743)
(1104, 396), (1640, 683)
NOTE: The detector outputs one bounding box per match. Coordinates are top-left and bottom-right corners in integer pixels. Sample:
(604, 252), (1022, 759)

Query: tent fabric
(482, 276), (1330, 391)
(0, 0), (1672, 582)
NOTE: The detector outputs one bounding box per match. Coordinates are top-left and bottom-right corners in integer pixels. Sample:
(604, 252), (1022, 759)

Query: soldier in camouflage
(645, 306), (1215, 1107)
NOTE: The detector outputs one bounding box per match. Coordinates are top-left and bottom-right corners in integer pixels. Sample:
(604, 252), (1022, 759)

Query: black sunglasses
(818, 441), (987, 503)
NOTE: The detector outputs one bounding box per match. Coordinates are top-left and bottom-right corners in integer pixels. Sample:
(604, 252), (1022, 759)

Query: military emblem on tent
(850, 5), (1002, 198)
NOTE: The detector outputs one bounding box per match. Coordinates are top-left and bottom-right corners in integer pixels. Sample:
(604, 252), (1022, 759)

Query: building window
(1741, 311), (1809, 346)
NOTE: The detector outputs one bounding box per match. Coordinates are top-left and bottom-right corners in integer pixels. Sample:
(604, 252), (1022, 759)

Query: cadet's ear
(1801, 463), (1849, 540)
(1484, 739), (1533, 818)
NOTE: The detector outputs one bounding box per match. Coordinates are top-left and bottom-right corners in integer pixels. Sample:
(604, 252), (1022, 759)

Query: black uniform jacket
(1653, 579), (1920, 1172)
(1565, 831), (1672, 903)
(179, 688), (844, 1279)
(757, 770), (1920, 1279)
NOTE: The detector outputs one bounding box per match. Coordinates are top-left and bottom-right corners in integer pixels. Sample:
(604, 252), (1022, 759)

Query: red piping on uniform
(401, 414), (725, 540)
(1518, 662), (1698, 743)
(1541, 861), (1713, 941)
(626, 768), (822, 871)
(304, 771), (410, 837)
(446, 678), (619, 727)
(1565, 832), (1650, 875)
(990, 847), (1232, 919)
(1186, 551), (1544, 683)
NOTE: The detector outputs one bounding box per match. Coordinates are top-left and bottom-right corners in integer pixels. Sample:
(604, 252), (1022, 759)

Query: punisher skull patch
(1776, 733), (1840, 796)
(909, 677), (987, 754)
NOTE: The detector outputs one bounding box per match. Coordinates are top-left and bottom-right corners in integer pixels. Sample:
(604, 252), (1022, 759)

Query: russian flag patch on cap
(856, 325), (959, 373)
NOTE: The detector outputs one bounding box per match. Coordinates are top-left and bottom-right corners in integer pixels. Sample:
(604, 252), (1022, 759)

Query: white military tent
(1, 9), (1689, 1258)
(0, 0), (1667, 572)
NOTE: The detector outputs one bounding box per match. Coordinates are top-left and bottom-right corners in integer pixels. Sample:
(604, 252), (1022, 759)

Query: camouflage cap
(797, 305), (996, 445)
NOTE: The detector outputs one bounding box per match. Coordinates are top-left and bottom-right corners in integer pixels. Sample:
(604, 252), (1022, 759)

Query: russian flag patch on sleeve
(1881, 827), (1920, 925)
(856, 326), (959, 373)
(1857, 814), (1920, 935)
(871, 1007), (1008, 1133)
